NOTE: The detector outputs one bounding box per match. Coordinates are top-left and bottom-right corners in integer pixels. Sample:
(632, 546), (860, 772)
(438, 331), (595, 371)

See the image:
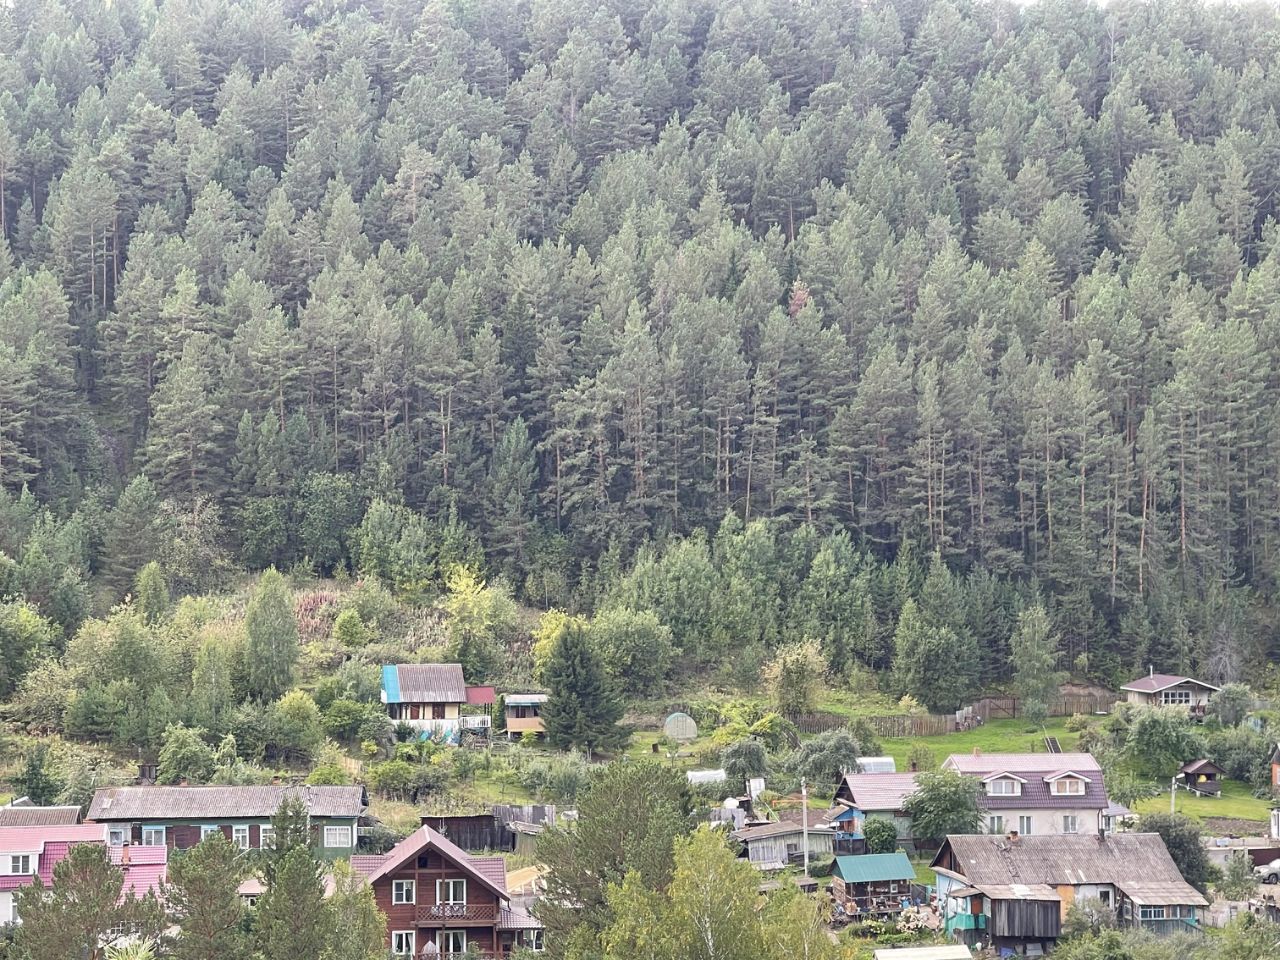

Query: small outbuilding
(830, 851), (916, 919)
(1179, 759), (1226, 797)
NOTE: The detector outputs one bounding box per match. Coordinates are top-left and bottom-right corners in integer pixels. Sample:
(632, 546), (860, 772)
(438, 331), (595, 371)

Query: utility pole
(802, 777), (810, 879)
(1170, 776), (1177, 814)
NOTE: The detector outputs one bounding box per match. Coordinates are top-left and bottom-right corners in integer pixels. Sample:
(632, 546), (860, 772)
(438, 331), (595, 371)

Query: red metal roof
(109, 845), (167, 897)
(1120, 674), (1219, 694)
(466, 685), (496, 706)
(0, 824), (106, 854)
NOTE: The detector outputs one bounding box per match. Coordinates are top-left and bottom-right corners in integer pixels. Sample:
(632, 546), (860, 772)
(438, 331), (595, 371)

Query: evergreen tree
(256, 846), (332, 960)
(164, 833), (250, 960)
(542, 623), (625, 755)
(134, 561), (170, 623)
(1009, 603), (1066, 724)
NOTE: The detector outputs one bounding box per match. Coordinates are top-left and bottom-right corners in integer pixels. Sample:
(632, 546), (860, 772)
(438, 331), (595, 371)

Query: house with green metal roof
(831, 852), (916, 919)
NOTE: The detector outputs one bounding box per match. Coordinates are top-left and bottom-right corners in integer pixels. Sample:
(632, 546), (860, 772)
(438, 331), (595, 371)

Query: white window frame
(8, 893), (18, 925)
(438, 878), (467, 904)
(523, 929), (544, 952)
(1018, 816), (1033, 835)
(988, 815), (1004, 834)
(108, 828), (126, 847)
(259, 825), (274, 849)
(1062, 815), (1078, 834)
(200, 825), (221, 841)
(391, 931), (415, 956)
(323, 825), (352, 848)
(5, 855), (32, 876)
(442, 930), (466, 955)
(141, 826), (166, 847)
(1140, 905), (1166, 920)
(392, 879), (416, 905)
(986, 778), (1020, 796)
(1052, 778), (1085, 796)
(232, 825), (251, 850)
(1161, 689), (1192, 706)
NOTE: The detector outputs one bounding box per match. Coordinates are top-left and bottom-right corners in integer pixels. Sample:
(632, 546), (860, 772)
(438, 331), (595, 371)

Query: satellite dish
(663, 712), (698, 741)
(722, 797), (740, 810)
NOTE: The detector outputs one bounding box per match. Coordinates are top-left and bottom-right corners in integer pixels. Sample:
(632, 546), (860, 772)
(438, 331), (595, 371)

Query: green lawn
(911, 859), (936, 887)
(624, 730), (704, 768)
(879, 718), (1080, 772)
(1132, 778), (1272, 823)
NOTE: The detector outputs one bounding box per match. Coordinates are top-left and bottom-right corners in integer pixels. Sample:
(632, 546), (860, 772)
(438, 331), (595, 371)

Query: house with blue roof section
(381, 664), (495, 743)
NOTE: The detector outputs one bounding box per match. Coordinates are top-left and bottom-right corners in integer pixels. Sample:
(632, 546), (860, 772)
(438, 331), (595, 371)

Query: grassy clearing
(910, 859), (936, 886)
(1132, 779), (1271, 823)
(879, 718), (1080, 771)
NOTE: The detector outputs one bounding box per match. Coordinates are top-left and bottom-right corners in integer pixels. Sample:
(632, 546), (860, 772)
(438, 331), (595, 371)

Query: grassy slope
(1132, 779), (1271, 823)
(879, 718), (1080, 775)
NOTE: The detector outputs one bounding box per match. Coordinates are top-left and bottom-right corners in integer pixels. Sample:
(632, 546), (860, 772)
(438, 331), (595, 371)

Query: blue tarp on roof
(381, 665), (401, 703)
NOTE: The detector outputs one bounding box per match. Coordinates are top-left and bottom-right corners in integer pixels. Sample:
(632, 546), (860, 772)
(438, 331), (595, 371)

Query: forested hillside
(4, 0), (1280, 693)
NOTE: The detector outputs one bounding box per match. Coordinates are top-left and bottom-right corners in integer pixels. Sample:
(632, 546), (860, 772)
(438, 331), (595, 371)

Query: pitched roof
(833, 852), (915, 884)
(382, 663), (468, 703)
(1120, 674), (1220, 694)
(496, 905), (543, 931)
(109, 844), (167, 897)
(505, 693), (549, 706)
(86, 785), (367, 821)
(931, 833), (1208, 906)
(0, 805), (82, 827)
(1180, 759), (1225, 776)
(732, 813), (833, 842)
(837, 773), (920, 811)
(942, 753), (1107, 810)
(364, 826), (508, 898)
(0, 824), (106, 853)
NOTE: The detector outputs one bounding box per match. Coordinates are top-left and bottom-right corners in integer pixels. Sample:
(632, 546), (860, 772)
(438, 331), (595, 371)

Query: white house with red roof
(942, 751), (1110, 838)
(1120, 671), (1219, 714)
(0, 823), (167, 925)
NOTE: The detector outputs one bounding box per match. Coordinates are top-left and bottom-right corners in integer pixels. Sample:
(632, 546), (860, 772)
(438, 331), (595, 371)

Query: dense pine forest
(5, 0), (1280, 706)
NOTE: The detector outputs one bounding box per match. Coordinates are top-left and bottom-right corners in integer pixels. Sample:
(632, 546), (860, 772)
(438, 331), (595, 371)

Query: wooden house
(731, 811), (833, 870)
(382, 665), (494, 741)
(503, 694), (547, 737)
(0, 802), (81, 827)
(1179, 759), (1226, 797)
(834, 772), (920, 850)
(830, 852), (916, 919)
(86, 785), (366, 858)
(932, 833), (1208, 953)
(353, 825), (543, 956)
(1120, 671), (1219, 717)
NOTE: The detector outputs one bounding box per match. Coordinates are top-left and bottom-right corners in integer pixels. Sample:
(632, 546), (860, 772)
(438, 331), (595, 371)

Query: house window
(7, 896), (19, 924)
(439, 878), (466, 903)
(442, 930), (466, 955)
(7, 856), (31, 876)
(1062, 815), (1078, 834)
(432, 703), (447, 720)
(988, 815), (1004, 834)
(1018, 816), (1033, 835)
(392, 880), (416, 905)
(986, 778), (1020, 796)
(259, 825), (274, 849)
(391, 931), (415, 955)
(1052, 778), (1085, 795)
(232, 825), (251, 850)
(1161, 689), (1192, 706)
(200, 826), (221, 841)
(1140, 906), (1166, 920)
(323, 826), (352, 848)
(522, 929), (544, 952)
(108, 828), (126, 846)
(141, 826), (166, 847)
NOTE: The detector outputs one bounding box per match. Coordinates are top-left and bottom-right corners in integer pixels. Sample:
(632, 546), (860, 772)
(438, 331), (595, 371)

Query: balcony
(416, 903), (498, 924)
(459, 715), (492, 729)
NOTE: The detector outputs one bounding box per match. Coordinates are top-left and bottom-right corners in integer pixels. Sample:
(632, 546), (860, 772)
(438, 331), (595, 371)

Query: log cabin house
(353, 824), (543, 957)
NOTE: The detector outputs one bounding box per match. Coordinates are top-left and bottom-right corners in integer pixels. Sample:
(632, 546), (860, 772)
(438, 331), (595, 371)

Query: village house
(1120, 671), (1219, 717)
(831, 772), (919, 851)
(942, 752), (1109, 837)
(0, 823), (167, 925)
(381, 664), (495, 741)
(830, 852), (916, 919)
(86, 785), (366, 858)
(502, 694), (547, 737)
(352, 824), (543, 957)
(932, 833), (1208, 953)
(731, 810), (834, 870)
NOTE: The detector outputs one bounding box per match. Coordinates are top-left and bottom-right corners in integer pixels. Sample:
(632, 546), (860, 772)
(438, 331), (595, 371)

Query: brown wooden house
(354, 825), (543, 957)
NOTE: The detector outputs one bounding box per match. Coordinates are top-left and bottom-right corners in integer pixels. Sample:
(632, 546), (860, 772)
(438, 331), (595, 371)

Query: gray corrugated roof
(0, 805), (82, 827)
(934, 833), (1205, 906)
(391, 663), (467, 703)
(87, 785), (366, 821)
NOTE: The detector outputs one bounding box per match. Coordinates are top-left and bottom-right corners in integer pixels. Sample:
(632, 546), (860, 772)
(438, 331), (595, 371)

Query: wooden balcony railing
(416, 903), (498, 923)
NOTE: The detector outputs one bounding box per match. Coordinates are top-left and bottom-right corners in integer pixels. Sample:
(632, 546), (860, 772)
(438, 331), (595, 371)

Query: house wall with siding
(371, 849), (502, 954)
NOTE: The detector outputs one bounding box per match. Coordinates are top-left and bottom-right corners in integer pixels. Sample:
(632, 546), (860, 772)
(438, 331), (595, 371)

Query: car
(1255, 859), (1280, 884)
